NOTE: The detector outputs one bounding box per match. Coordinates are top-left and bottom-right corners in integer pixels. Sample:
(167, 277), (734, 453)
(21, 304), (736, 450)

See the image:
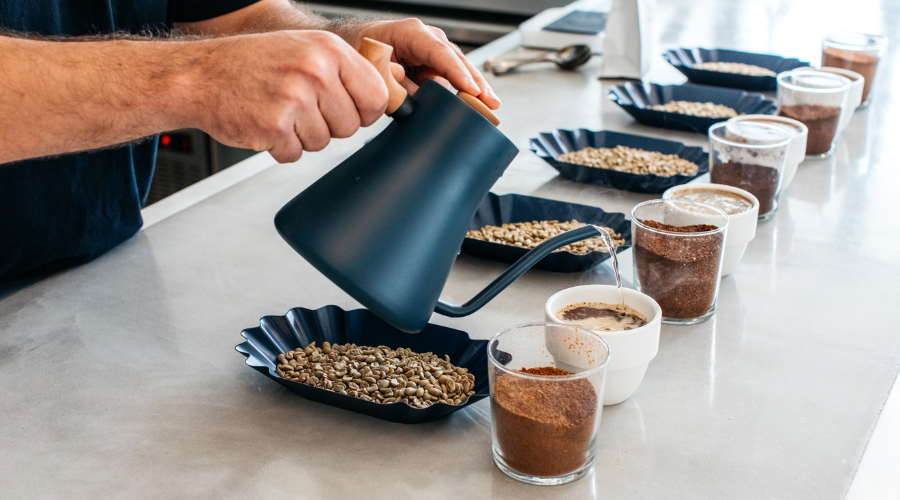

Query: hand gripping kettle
(275, 39), (611, 332)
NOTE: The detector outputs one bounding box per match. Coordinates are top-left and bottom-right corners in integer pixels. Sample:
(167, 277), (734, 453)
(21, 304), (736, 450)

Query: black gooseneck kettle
(275, 39), (610, 333)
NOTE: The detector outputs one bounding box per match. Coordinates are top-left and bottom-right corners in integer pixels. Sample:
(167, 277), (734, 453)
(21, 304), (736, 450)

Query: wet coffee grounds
(493, 369), (597, 477)
(634, 220), (724, 319)
(556, 302), (649, 331)
(779, 105), (841, 155)
(711, 161), (780, 214)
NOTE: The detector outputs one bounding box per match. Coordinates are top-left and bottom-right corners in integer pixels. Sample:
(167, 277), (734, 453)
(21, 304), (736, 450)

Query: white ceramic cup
(545, 285), (662, 405)
(816, 67), (865, 133)
(663, 183), (759, 277)
(726, 114), (808, 190)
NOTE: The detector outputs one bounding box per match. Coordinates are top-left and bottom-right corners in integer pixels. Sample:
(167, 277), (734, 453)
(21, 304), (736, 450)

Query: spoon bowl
(555, 44), (593, 69)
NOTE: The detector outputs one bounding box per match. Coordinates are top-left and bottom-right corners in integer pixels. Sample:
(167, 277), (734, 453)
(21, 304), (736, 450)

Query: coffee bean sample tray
(461, 192), (631, 273)
(606, 82), (776, 133)
(530, 129), (709, 194)
(235, 306), (490, 424)
(664, 48), (810, 91)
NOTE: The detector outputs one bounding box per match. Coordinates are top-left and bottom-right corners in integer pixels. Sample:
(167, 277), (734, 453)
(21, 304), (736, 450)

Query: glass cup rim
(631, 199), (729, 236)
(816, 67), (864, 82)
(709, 121), (793, 149)
(776, 69), (852, 94)
(487, 322), (611, 380)
(823, 31), (888, 51)
(728, 115), (808, 135)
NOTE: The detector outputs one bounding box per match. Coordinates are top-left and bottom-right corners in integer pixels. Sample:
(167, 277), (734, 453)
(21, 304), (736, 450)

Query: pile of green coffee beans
(275, 342), (477, 408)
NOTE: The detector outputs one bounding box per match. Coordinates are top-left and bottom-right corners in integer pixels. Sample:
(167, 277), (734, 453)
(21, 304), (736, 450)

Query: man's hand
(191, 30), (388, 163)
(180, 0), (501, 110)
(334, 19), (501, 110)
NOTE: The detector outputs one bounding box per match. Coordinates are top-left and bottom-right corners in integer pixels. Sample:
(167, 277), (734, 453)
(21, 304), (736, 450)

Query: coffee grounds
(641, 220), (718, 233)
(494, 372), (597, 477)
(634, 221), (724, 319)
(779, 105), (841, 155)
(711, 162), (779, 214)
(520, 367), (574, 376)
(822, 48), (879, 103)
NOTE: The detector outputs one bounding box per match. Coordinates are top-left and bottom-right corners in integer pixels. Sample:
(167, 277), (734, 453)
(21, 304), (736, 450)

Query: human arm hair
(0, 32), (206, 163)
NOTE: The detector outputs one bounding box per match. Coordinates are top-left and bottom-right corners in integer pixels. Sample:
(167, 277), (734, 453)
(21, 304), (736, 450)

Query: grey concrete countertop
(2, 0), (898, 498)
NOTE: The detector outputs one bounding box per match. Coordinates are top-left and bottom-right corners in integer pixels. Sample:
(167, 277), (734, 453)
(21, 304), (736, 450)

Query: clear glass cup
(488, 323), (610, 485)
(631, 200), (728, 325)
(776, 69), (852, 160)
(821, 31), (888, 107)
(708, 121), (791, 220)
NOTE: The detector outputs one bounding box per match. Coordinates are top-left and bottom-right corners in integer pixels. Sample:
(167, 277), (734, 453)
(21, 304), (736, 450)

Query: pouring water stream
(591, 225), (625, 312)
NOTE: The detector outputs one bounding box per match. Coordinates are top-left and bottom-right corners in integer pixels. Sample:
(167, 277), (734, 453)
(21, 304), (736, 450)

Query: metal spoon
(484, 45), (593, 76)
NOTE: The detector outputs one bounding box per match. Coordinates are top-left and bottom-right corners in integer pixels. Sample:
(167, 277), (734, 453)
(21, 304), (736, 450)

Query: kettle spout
(435, 225), (614, 317)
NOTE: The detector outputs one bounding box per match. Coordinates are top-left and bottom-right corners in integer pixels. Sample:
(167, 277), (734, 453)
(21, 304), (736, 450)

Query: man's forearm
(176, 0), (372, 49)
(0, 35), (204, 164)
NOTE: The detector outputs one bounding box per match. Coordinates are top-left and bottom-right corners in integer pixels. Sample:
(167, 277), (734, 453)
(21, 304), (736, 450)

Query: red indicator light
(161, 135), (171, 146)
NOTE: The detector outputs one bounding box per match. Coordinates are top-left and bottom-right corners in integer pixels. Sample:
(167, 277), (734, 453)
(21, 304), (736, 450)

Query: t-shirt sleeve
(171, 0), (264, 23)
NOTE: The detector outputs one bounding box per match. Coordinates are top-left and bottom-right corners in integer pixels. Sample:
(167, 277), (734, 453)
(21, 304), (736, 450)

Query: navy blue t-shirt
(0, 0), (258, 280)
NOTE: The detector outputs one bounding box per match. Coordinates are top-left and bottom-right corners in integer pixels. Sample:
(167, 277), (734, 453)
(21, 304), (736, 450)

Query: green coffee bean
(273, 342), (475, 408)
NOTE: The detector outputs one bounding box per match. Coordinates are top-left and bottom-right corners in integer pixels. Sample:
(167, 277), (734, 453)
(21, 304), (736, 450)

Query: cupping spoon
(484, 45), (593, 76)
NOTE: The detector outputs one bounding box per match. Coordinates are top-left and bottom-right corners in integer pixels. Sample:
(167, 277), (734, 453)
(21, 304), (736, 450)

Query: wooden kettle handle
(358, 38), (409, 115)
(457, 91), (500, 126)
(358, 37), (500, 126)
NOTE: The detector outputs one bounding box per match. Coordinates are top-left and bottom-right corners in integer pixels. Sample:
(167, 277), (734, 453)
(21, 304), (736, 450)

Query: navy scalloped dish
(461, 192), (632, 273)
(664, 48), (810, 91)
(606, 82), (776, 133)
(235, 305), (498, 424)
(529, 129), (709, 194)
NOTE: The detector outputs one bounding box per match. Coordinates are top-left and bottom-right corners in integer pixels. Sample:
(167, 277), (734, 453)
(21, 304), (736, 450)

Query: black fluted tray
(461, 192), (631, 273)
(529, 129), (708, 194)
(606, 82), (776, 133)
(235, 305), (490, 424)
(663, 48), (809, 91)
